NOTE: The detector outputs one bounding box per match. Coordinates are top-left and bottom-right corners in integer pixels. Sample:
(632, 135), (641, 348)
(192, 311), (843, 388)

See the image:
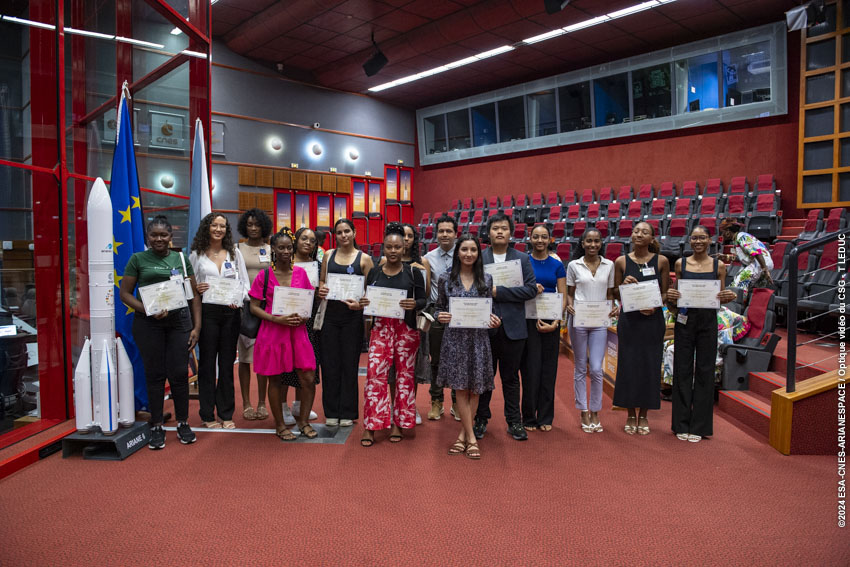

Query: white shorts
(237, 334), (256, 364)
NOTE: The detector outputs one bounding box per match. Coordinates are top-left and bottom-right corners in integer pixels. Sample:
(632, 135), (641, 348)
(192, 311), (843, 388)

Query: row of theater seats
(794, 207), (849, 241)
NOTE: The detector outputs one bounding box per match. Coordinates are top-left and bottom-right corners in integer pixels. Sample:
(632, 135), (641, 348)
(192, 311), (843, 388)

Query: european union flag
(110, 84), (148, 411)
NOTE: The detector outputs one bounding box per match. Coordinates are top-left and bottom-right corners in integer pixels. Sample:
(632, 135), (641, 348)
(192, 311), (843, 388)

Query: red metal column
(188, 0), (212, 199)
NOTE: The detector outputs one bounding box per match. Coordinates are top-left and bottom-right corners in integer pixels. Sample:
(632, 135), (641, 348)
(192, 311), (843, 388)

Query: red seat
(502, 207), (514, 221)
(371, 243), (382, 256)
(637, 184), (654, 202)
(571, 221), (587, 238)
(461, 198), (472, 210)
(726, 195), (746, 217)
(562, 190), (578, 205)
(657, 182), (676, 200)
(729, 176), (749, 195)
(626, 200), (643, 219)
(546, 191), (561, 205)
(433, 211), (443, 221)
(647, 198), (667, 218)
(644, 219), (660, 234)
(585, 203), (602, 221)
(698, 217), (718, 236)
(667, 218), (688, 237)
(501, 194), (514, 208)
(474, 197), (485, 210)
(704, 178), (723, 197)
(595, 220), (610, 239)
(597, 187), (614, 204)
(551, 221), (566, 240)
(513, 223), (527, 240)
(487, 195), (500, 209)
(672, 197), (692, 218)
(681, 181), (699, 197)
(515, 195), (529, 208)
(580, 189), (595, 207)
(468, 224), (480, 237)
(698, 197), (718, 216)
(617, 185), (634, 202)
(472, 210), (484, 224)
(513, 242), (527, 253)
(825, 207), (848, 232)
(565, 204), (581, 220)
(797, 209), (823, 240)
(606, 201), (622, 218)
(618, 219), (634, 238)
(751, 193), (779, 214)
(458, 211), (470, 225)
(531, 192), (545, 207)
(604, 241), (622, 262)
(488, 208), (499, 219)
(548, 205), (562, 221)
(419, 213), (430, 225)
(755, 174), (776, 193)
(770, 240), (791, 269)
(556, 242), (572, 262)
(424, 226), (434, 240)
(428, 242), (438, 251)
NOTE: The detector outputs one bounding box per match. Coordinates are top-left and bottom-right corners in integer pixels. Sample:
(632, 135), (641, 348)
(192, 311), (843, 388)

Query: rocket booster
(73, 339), (93, 433)
(116, 338), (134, 427)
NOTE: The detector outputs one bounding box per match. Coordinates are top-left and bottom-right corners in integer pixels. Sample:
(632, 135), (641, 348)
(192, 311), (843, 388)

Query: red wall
(415, 32), (802, 220)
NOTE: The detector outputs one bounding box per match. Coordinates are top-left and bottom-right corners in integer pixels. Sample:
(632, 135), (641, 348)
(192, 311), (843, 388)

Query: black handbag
(240, 268), (268, 338)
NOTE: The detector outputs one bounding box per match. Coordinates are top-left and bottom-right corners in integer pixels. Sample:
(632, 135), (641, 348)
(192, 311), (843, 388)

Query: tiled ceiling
(212, 0), (798, 109)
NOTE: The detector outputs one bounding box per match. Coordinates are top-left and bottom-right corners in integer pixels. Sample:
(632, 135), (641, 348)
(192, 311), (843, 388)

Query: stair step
(769, 355), (828, 381)
(748, 371), (787, 401)
(718, 390), (770, 439)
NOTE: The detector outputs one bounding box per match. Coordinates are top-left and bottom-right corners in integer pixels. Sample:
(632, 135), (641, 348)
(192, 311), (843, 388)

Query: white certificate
(325, 273), (365, 301)
(448, 297), (492, 329)
(272, 286), (315, 318)
(363, 286), (407, 319)
(202, 275), (242, 306)
(573, 300), (612, 328)
(294, 261), (319, 288)
(138, 279), (188, 316)
(484, 259), (523, 288)
(677, 279), (721, 309)
(619, 280), (663, 313)
(525, 292), (564, 320)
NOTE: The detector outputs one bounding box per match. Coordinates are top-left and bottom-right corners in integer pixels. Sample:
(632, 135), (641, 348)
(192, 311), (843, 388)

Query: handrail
(786, 226), (850, 392)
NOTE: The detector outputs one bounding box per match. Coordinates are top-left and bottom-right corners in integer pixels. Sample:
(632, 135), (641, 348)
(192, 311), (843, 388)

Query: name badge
(641, 267), (656, 277)
(258, 249), (270, 263)
(223, 261), (236, 278)
(170, 268), (180, 276)
(677, 313), (688, 325)
(169, 268), (182, 282)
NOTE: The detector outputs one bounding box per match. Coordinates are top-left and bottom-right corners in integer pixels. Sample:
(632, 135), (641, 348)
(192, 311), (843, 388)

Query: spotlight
(544, 0), (570, 15)
(160, 174), (174, 189)
(363, 33), (388, 77)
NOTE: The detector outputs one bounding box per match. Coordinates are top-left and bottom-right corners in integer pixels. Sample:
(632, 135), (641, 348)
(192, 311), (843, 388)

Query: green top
(124, 249), (194, 289)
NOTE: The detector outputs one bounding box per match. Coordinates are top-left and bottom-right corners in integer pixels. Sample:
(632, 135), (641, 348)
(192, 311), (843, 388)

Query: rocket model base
(62, 421), (151, 461)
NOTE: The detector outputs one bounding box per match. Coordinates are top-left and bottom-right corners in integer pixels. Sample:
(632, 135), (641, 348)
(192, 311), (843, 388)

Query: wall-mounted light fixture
(329, 167), (337, 173)
(346, 147), (359, 161)
(364, 171), (372, 177)
(268, 137), (283, 152)
(397, 159), (404, 165)
(160, 174), (175, 190)
(312, 143), (323, 156)
(290, 163), (299, 169)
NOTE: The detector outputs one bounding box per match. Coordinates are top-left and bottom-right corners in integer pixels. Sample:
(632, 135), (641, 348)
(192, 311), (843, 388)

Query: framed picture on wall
(368, 181), (382, 218)
(294, 193), (310, 229)
(352, 180), (366, 215)
(334, 196), (348, 224)
(275, 191), (292, 232)
(316, 195), (331, 229)
(385, 166), (398, 202)
(399, 168), (412, 203)
(149, 110), (186, 151)
(210, 120), (225, 155)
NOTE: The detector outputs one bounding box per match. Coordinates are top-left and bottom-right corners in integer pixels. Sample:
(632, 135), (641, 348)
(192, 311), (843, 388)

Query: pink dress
(249, 266), (316, 375)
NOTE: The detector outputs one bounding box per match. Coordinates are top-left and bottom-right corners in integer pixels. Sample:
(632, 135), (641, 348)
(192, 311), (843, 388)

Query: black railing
(786, 227), (849, 392)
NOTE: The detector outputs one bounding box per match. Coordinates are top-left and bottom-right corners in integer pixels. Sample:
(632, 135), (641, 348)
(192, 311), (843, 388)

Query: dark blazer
(482, 246), (538, 340)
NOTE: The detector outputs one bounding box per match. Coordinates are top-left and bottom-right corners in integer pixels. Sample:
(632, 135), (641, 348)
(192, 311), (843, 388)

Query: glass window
(471, 103), (497, 147)
(801, 174), (833, 203)
(674, 53), (719, 113)
(497, 96), (526, 142)
(722, 41), (771, 107)
(632, 64), (671, 120)
(526, 90), (557, 137)
(806, 73), (835, 104)
(423, 115), (447, 155)
(808, 38), (836, 70)
(594, 73), (629, 126)
(446, 109), (470, 151)
(808, 2), (837, 38)
(558, 82), (592, 131)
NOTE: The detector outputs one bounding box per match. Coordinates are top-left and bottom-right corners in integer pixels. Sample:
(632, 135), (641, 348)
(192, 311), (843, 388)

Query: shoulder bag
(240, 267), (268, 338)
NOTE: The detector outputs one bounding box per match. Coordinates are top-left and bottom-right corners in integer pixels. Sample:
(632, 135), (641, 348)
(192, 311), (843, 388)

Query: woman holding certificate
(435, 235), (501, 459)
(613, 221), (669, 435)
(521, 224), (567, 432)
(249, 228), (318, 440)
(565, 228), (616, 433)
(190, 213), (249, 430)
(318, 219), (374, 427)
(360, 224), (426, 446)
(119, 216), (202, 449)
(666, 225), (737, 442)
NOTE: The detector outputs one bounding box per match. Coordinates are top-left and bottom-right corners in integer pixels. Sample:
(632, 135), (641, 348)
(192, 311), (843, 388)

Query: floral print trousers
(364, 317), (420, 431)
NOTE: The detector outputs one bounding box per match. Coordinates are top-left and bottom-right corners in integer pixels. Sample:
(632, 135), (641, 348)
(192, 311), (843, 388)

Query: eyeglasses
(690, 235), (711, 241)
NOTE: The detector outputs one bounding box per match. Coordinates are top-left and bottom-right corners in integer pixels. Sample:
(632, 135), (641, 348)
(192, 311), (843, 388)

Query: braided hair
(270, 227), (295, 267)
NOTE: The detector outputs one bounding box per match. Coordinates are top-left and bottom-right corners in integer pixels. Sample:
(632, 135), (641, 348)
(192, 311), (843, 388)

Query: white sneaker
(281, 403), (296, 426)
(450, 407), (461, 421)
(339, 419), (354, 427)
(292, 401), (319, 420)
(415, 410), (422, 425)
(326, 418), (339, 427)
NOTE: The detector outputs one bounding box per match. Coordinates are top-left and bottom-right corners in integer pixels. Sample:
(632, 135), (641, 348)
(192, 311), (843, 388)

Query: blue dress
(435, 272), (494, 394)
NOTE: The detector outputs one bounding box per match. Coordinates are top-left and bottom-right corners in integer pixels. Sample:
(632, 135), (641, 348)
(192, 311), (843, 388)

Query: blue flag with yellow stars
(110, 84), (148, 411)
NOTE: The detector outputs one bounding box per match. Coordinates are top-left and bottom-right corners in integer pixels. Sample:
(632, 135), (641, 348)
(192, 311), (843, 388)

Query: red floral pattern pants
(364, 317), (420, 430)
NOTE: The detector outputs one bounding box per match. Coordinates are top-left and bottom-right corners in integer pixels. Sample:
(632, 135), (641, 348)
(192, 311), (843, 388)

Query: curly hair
(237, 208), (273, 239)
(401, 222), (421, 263)
(191, 213), (236, 256)
(294, 227), (318, 261)
(270, 227), (295, 267)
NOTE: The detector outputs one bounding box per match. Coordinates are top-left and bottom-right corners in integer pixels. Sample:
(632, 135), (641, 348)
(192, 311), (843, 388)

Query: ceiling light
(476, 46), (514, 59)
(444, 56), (479, 69)
(115, 36), (165, 49)
(363, 32), (388, 77)
(64, 27), (115, 40)
(2, 15), (56, 30)
(607, 1), (660, 19)
(544, 0), (571, 15)
(181, 49), (208, 59)
(523, 29), (567, 45)
(564, 15), (609, 32)
(170, 27), (182, 35)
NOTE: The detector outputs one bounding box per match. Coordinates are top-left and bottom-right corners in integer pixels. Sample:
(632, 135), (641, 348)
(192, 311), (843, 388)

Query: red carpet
(0, 353), (846, 565)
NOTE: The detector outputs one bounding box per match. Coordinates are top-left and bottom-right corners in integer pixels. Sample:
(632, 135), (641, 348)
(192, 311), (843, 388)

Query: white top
(424, 243), (455, 302)
(493, 252), (507, 263)
(189, 248), (250, 302)
(566, 256), (615, 302)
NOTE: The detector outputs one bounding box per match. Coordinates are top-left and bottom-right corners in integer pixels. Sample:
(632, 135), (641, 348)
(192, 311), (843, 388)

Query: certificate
(363, 286), (407, 319)
(677, 279), (720, 309)
(525, 292), (564, 320)
(448, 297), (492, 329)
(272, 286), (315, 318)
(294, 261), (319, 288)
(484, 259), (523, 288)
(202, 275), (242, 306)
(138, 279), (188, 316)
(573, 300), (612, 328)
(619, 280), (663, 313)
(325, 273), (365, 301)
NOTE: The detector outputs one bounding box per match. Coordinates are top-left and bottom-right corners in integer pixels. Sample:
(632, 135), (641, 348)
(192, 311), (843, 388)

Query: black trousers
(476, 326), (524, 424)
(672, 308), (717, 437)
(320, 312), (363, 420)
(132, 308), (192, 424)
(427, 321), (456, 404)
(520, 320), (560, 426)
(197, 304), (241, 422)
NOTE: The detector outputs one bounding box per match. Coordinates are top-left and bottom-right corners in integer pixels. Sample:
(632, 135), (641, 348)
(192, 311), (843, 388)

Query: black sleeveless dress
(613, 254), (666, 410)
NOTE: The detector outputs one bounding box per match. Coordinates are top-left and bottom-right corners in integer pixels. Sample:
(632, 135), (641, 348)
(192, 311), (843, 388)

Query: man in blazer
(475, 212), (538, 441)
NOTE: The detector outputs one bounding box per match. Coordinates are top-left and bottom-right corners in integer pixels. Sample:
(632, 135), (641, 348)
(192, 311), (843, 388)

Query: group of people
(118, 206), (772, 455)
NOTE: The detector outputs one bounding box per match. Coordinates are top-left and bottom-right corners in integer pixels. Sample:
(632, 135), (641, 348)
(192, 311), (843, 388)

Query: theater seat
(672, 197), (693, 218)
(681, 181), (700, 198)
(552, 221), (566, 241)
(617, 185), (634, 203)
(645, 198), (668, 219)
(584, 203), (602, 223)
(754, 174), (776, 194)
(604, 241), (623, 262)
(823, 207), (848, 235)
(725, 194), (747, 218)
(556, 242), (572, 264)
(796, 209), (823, 241)
(660, 217), (689, 255)
(636, 184), (654, 205)
(597, 187), (614, 205)
(745, 193), (781, 241)
(595, 220), (611, 239)
(720, 288), (781, 391)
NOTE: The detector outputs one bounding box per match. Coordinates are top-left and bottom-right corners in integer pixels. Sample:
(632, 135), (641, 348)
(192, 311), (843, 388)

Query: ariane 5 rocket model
(73, 177), (135, 435)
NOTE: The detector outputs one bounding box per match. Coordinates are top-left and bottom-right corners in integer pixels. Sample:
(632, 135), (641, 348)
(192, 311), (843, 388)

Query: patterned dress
(435, 272), (495, 394)
(731, 231), (774, 290)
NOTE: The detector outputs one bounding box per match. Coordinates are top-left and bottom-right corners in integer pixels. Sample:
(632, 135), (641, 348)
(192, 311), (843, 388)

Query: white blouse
(566, 256), (615, 302)
(189, 248), (250, 302)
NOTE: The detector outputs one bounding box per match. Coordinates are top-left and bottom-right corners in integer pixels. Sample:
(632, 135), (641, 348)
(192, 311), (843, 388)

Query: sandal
(539, 424), (552, 432)
(524, 425), (537, 431)
(448, 439), (467, 455)
(221, 420), (236, 429)
(624, 416), (637, 435)
(275, 426), (296, 441)
(255, 405), (269, 420)
(637, 417), (650, 435)
(203, 421), (222, 429)
(242, 406), (256, 420)
(389, 433), (404, 443)
(299, 424), (318, 439)
(360, 432), (374, 447)
(464, 441), (481, 460)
